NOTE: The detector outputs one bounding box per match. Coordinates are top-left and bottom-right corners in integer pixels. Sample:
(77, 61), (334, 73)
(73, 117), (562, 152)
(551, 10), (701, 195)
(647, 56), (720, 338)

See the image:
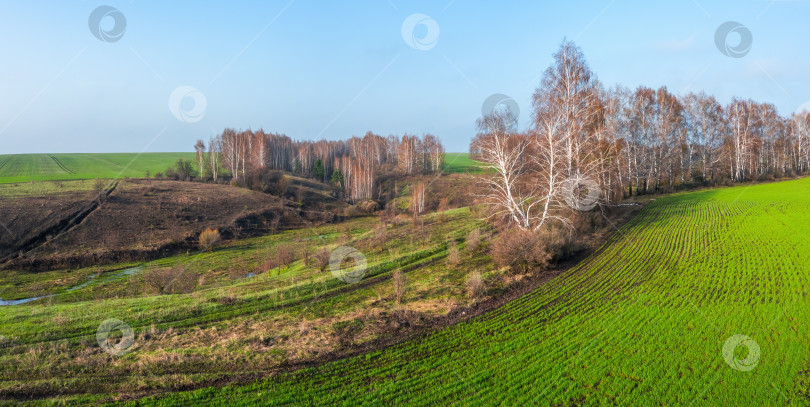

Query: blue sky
(1, 0), (808, 154)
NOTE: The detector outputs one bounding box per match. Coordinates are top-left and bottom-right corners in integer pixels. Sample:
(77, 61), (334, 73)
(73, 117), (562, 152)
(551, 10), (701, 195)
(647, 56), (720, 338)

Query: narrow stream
(0, 266), (143, 306)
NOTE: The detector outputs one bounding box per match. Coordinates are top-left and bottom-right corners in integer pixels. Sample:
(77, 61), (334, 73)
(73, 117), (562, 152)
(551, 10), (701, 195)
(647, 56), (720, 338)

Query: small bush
(164, 158), (194, 181)
(465, 271), (484, 299)
(490, 229), (551, 274)
(199, 228), (221, 251)
(374, 222), (387, 249)
(262, 256), (279, 276)
(437, 197), (450, 212)
(466, 228), (482, 254)
(437, 197), (450, 221)
(93, 178), (107, 204)
(314, 248), (331, 272)
(144, 266), (198, 294)
(447, 241), (460, 267)
(393, 269), (407, 305)
(302, 245), (312, 267)
(275, 244), (296, 273)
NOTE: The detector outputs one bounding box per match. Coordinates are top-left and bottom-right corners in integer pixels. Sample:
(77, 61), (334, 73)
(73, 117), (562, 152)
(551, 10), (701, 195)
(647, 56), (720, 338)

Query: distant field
(442, 153), (485, 173)
(0, 153), (195, 184)
(0, 153), (480, 183)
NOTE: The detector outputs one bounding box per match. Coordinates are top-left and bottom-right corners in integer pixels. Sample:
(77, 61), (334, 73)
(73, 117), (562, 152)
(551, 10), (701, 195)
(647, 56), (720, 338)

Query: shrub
(251, 171), (289, 196)
(490, 229), (551, 274)
(144, 266), (198, 294)
(447, 241), (460, 267)
(393, 269), (407, 305)
(437, 197), (450, 221)
(466, 228), (482, 254)
(262, 256), (278, 276)
(315, 248), (331, 272)
(374, 222), (387, 250)
(465, 271), (484, 299)
(358, 200), (380, 212)
(302, 245), (312, 267)
(93, 178), (107, 204)
(168, 266), (199, 294)
(437, 197), (450, 212)
(276, 244), (296, 273)
(199, 228), (221, 251)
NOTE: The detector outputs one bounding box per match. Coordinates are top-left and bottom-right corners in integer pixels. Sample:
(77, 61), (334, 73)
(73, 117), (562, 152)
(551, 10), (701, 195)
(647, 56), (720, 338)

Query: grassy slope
(0, 153), (196, 183)
(0, 207), (497, 404)
(133, 177), (810, 406)
(442, 153), (485, 174)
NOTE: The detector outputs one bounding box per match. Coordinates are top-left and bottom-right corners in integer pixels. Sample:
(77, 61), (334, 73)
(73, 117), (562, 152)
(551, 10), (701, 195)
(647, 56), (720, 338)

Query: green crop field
(0, 152), (481, 183)
(0, 153), (195, 184)
(442, 153), (486, 174)
(127, 177), (810, 406)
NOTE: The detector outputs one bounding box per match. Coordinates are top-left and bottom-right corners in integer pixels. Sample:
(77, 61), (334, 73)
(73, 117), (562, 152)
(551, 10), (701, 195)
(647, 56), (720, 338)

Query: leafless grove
(195, 131), (444, 202)
(472, 40), (810, 231)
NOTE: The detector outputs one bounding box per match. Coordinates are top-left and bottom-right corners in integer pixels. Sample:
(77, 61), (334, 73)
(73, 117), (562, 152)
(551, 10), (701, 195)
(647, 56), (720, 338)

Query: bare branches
(411, 182), (426, 217)
(475, 41), (610, 232)
(208, 130), (445, 202)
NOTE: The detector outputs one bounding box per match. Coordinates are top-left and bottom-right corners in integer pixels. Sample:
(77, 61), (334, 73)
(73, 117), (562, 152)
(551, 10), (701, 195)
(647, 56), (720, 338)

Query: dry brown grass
(466, 228), (482, 254)
(465, 271), (484, 299)
(393, 269), (407, 305)
(447, 241), (460, 267)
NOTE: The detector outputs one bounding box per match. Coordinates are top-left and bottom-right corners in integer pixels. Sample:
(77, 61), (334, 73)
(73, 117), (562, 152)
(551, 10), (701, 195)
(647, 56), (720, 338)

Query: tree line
(472, 40), (810, 231)
(191, 130), (445, 202)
